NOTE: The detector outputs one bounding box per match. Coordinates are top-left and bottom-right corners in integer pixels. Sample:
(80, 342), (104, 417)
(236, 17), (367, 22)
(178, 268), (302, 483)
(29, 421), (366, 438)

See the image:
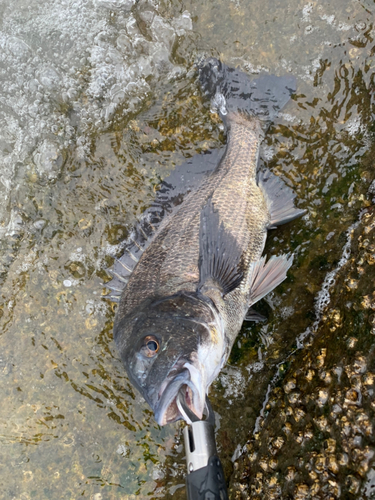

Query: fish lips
(154, 367), (204, 426)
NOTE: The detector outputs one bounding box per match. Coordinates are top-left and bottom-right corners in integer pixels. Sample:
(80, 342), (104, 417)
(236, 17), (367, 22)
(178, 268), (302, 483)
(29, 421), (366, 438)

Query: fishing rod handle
(183, 421), (229, 500)
(186, 455), (229, 500)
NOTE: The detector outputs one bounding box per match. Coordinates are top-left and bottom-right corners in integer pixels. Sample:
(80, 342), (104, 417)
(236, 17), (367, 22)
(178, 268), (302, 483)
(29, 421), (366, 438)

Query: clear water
(0, 0), (374, 498)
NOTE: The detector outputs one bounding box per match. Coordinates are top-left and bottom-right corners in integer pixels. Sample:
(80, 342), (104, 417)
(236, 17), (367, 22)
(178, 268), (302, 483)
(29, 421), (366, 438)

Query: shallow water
(0, 0), (374, 499)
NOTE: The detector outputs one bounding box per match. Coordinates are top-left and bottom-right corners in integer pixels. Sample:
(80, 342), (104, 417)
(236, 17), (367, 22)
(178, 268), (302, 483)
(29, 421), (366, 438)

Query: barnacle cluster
(230, 207), (375, 499)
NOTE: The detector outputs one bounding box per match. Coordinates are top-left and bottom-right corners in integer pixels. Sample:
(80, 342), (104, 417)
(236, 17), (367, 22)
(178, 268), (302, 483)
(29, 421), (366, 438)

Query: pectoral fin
(244, 308), (267, 322)
(198, 198), (243, 296)
(258, 170), (307, 228)
(248, 254), (293, 305)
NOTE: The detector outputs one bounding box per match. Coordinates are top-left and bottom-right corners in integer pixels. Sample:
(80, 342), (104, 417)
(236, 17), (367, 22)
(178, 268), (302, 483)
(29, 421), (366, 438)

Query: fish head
(114, 291), (225, 426)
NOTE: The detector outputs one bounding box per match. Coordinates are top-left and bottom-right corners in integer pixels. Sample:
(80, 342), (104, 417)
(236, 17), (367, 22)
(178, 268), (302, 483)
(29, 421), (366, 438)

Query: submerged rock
(230, 204), (375, 499)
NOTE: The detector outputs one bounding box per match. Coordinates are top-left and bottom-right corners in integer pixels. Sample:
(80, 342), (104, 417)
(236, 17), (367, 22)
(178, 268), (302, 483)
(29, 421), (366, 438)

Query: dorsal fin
(104, 148), (225, 301)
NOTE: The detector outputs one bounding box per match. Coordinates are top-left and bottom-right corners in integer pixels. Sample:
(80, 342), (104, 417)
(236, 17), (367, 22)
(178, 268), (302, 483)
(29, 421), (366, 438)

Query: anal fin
(258, 170), (307, 227)
(248, 254), (293, 305)
(198, 198), (243, 296)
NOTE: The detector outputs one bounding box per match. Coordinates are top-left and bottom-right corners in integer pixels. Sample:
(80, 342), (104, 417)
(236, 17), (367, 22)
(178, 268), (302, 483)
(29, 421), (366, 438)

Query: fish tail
(198, 58), (296, 124)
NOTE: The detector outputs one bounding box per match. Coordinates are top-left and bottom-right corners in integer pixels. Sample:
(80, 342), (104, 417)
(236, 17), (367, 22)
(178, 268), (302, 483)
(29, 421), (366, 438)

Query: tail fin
(198, 58), (296, 123)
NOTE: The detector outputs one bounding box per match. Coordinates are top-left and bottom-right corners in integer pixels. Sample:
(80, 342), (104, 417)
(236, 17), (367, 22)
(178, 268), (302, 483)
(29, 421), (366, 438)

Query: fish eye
(141, 335), (160, 358)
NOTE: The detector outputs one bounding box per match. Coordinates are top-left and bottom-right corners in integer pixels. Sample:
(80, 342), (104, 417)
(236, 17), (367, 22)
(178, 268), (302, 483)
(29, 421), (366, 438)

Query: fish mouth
(154, 364), (205, 426)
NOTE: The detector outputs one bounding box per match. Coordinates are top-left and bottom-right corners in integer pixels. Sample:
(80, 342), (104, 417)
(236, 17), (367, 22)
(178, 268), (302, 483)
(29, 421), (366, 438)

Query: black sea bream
(108, 58), (305, 426)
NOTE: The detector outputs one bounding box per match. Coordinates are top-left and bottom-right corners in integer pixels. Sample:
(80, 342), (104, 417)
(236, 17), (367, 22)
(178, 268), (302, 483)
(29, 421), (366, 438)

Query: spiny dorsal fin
(198, 198), (243, 297)
(104, 149), (225, 302)
(247, 254), (293, 305)
(258, 170), (307, 228)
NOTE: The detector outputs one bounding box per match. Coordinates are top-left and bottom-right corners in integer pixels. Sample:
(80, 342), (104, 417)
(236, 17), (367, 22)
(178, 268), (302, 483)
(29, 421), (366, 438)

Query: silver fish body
(111, 59), (305, 426)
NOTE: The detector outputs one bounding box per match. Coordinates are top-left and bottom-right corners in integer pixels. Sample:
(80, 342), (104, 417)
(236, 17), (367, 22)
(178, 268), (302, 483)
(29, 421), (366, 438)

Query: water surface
(0, 0), (374, 498)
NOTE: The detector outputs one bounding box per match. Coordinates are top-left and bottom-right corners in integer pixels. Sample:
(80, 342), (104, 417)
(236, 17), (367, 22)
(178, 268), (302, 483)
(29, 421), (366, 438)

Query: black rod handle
(186, 455), (229, 500)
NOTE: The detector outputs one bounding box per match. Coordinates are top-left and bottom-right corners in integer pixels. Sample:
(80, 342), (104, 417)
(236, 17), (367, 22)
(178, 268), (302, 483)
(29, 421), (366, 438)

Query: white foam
(301, 3), (313, 22)
(345, 116), (365, 136)
(219, 367), (246, 402)
(0, 0), (192, 229)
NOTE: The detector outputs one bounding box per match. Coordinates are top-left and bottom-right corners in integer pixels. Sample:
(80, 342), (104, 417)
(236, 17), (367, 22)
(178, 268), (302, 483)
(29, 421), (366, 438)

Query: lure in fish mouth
(154, 364), (203, 426)
(110, 58), (306, 425)
(114, 290), (225, 426)
(151, 304), (224, 426)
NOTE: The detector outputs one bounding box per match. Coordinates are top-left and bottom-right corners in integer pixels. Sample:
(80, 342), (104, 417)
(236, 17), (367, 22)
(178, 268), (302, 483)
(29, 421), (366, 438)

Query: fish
(109, 58), (306, 426)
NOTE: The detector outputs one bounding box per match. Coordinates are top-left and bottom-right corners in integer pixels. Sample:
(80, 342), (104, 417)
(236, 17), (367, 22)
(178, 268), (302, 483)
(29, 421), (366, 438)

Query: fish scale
(117, 118), (268, 317)
(112, 58), (306, 426)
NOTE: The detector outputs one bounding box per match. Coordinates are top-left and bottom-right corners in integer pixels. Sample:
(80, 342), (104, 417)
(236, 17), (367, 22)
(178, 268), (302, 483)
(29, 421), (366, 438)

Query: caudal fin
(198, 58), (296, 123)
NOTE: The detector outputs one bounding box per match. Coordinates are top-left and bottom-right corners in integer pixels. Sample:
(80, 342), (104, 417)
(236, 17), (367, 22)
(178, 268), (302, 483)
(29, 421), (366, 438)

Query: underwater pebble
(283, 379), (296, 394)
(23, 471), (33, 482)
(33, 220), (46, 230)
(152, 465), (165, 480)
(116, 444), (129, 457)
(368, 180), (375, 201)
(317, 389), (329, 407)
